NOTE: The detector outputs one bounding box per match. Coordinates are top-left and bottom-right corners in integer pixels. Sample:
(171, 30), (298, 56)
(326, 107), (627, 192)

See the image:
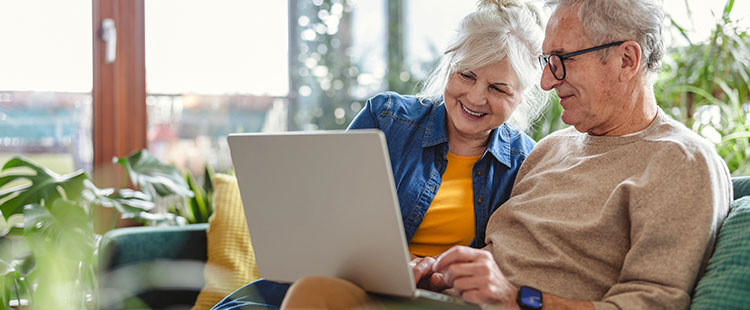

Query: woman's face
(444, 58), (522, 142)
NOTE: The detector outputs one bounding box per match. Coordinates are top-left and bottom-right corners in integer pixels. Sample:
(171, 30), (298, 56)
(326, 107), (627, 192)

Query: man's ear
(618, 41), (642, 82)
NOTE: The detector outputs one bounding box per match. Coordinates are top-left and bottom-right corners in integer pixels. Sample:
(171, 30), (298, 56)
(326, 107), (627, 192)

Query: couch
(98, 176), (750, 309)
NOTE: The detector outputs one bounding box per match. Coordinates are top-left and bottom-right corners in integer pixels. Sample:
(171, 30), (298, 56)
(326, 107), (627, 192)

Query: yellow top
(408, 152), (480, 257)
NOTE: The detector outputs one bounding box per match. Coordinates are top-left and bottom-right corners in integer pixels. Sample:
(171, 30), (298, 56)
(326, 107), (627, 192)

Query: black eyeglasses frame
(540, 41), (626, 80)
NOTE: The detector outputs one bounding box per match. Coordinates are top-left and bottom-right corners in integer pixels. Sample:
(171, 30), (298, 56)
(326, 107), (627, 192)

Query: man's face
(540, 5), (621, 135)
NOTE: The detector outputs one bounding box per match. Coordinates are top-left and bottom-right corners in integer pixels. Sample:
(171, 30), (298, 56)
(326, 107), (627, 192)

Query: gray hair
(546, 0), (665, 80)
(417, 0), (549, 132)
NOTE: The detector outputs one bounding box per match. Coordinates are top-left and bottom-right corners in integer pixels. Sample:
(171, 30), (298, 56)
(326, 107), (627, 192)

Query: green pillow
(691, 196), (750, 309)
(733, 176), (750, 200)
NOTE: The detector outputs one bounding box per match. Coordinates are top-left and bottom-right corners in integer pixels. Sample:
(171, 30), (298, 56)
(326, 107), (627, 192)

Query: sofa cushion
(691, 196), (750, 309)
(732, 176), (750, 200)
(193, 174), (260, 309)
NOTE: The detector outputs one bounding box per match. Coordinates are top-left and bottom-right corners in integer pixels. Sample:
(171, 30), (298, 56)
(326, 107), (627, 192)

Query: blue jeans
(211, 279), (290, 310)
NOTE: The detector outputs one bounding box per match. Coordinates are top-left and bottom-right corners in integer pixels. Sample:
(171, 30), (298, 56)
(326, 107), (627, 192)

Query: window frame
(92, 0), (147, 187)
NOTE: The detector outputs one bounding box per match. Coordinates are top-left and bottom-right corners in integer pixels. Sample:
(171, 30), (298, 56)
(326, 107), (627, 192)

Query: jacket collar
(421, 100), (513, 168)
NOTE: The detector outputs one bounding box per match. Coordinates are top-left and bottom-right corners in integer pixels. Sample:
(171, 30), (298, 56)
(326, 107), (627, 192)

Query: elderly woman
(212, 0), (546, 309)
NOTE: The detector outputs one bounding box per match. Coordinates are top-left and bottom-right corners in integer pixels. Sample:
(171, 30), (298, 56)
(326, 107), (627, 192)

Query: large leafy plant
(0, 157), (153, 309)
(0, 149), (214, 308)
(657, 0), (750, 175)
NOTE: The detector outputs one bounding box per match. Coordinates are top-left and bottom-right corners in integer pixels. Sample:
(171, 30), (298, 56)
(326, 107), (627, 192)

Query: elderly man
(281, 0), (732, 309)
(409, 0), (733, 309)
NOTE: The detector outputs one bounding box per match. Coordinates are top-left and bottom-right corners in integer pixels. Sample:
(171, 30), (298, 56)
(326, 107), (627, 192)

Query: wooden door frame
(92, 0), (146, 187)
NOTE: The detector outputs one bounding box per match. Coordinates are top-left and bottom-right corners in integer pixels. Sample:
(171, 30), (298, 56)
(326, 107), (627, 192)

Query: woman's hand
(433, 246), (517, 306)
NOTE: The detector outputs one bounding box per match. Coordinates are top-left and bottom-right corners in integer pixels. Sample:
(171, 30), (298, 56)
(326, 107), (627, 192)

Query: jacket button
(476, 171), (483, 176)
(477, 197), (484, 204)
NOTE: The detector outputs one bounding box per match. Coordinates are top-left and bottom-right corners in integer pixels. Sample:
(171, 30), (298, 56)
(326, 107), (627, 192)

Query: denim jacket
(347, 92), (535, 248)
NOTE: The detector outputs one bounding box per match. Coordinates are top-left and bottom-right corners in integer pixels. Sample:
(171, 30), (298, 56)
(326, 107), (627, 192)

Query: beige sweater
(486, 110), (732, 310)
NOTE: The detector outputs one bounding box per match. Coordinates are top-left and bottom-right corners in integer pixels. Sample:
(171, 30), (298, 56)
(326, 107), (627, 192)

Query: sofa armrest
(99, 223), (209, 268)
(98, 223), (209, 310)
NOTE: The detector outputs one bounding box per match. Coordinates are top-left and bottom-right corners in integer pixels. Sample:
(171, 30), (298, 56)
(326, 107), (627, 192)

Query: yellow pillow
(193, 174), (260, 310)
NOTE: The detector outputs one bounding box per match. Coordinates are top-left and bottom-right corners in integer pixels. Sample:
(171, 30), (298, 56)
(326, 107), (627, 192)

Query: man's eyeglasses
(540, 41), (626, 80)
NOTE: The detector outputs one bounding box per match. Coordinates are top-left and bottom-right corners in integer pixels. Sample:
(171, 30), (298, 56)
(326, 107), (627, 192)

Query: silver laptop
(227, 130), (474, 307)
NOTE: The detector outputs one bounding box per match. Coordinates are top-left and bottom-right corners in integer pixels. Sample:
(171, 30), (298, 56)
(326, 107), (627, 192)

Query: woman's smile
(460, 102), (487, 118)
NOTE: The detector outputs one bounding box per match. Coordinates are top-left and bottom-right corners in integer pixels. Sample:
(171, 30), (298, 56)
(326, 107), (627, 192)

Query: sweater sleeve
(592, 148), (731, 310)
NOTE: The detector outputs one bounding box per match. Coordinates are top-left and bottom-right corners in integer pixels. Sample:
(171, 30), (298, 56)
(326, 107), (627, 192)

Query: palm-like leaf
(0, 157), (89, 220)
(0, 214), (23, 237)
(81, 181), (155, 216)
(23, 201), (96, 261)
(114, 149), (194, 199)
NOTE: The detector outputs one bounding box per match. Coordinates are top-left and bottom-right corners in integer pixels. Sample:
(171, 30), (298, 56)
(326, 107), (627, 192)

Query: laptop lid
(227, 130), (416, 297)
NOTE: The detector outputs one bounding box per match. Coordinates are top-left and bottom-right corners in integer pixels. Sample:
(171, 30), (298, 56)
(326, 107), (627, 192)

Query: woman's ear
(618, 41), (642, 82)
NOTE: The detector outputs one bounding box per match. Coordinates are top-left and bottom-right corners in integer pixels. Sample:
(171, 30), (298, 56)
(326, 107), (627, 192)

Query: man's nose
(540, 64), (562, 91)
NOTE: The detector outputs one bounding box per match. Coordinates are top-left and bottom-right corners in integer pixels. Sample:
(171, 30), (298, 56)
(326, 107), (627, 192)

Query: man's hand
(433, 246), (517, 305)
(409, 256), (450, 292)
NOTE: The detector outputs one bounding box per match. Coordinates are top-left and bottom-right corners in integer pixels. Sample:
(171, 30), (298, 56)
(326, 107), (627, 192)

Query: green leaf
(722, 0), (735, 21)
(14, 254), (35, 277)
(114, 149), (194, 199)
(185, 171), (208, 223)
(202, 165), (214, 196)
(23, 201), (96, 260)
(0, 214), (23, 237)
(667, 15), (692, 45)
(105, 189), (156, 214)
(121, 211), (187, 226)
(0, 236), (34, 277)
(79, 180), (154, 217)
(0, 156), (90, 220)
(0, 183), (29, 200)
(723, 131), (750, 142)
(2, 157), (47, 176)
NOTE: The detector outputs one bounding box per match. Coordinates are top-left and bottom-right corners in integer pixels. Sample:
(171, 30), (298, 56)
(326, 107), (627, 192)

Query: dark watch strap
(517, 285), (543, 310)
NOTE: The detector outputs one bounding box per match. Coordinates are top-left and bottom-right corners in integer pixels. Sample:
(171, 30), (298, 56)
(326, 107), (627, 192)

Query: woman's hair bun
(477, 0), (545, 28)
(478, 0), (522, 10)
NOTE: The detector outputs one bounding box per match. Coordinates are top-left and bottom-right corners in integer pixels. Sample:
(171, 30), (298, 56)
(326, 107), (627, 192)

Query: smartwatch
(517, 286), (543, 310)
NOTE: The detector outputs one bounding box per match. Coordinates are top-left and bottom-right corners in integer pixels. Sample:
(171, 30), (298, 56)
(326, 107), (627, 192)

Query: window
(0, 0), (93, 174)
(405, 0), (474, 81)
(145, 0), (288, 174)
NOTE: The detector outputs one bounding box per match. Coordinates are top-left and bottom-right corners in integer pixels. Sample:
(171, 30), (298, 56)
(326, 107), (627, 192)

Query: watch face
(519, 286), (543, 308)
